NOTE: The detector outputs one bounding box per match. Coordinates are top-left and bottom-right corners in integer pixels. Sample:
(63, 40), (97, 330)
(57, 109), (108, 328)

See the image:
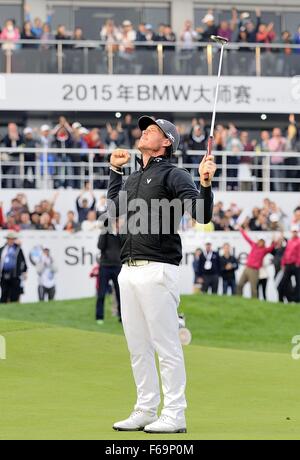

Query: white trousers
(118, 262), (187, 421)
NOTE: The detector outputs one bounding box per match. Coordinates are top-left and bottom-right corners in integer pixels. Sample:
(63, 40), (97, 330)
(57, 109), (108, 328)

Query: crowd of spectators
(0, 183), (107, 233)
(0, 6), (299, 75)
(0, 113), (299, 191)
(0, 183), (299, 234)
(192, 226), (300, 303)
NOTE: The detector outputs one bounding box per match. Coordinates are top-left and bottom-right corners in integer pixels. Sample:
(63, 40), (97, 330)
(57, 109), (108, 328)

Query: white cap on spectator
(241, 12), (250, 20)
(41, 124), (51, 132)
(291, 225), (299, 232)
(202, 14), (215, 24)
(72, 122), (82, 130)
(23, 127), (33, 135)
(79, 127), (89, 135)
(122, 20), (132, 27)
(270, 213), (279, 223)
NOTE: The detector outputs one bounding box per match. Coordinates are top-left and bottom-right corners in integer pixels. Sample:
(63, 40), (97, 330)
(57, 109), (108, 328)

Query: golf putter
(204, 35), (229, 182)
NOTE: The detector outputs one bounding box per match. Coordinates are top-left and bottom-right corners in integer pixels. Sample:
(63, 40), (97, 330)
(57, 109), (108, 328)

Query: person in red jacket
(237, 226), (276, 298)
(0, 202), (5, 229)
(278, 226), (300, 303)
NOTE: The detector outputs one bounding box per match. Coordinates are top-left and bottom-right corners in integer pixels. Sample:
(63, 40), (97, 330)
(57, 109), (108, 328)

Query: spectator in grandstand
(39, 212), (55, 231)
(96, 219), (122, 324)
(100, 19), (121, 51)
(285, 114), (299, 192)
(23, 127), (37, 188)
(73, 27), (84, 43)
(52, 211), (63, 230)
(24, 3), (52, 38)
(1, 19), (20, 50)
(197, 13), (218, 42)
(118, 20), (136, 72)
(105, 122), (126, 149)
(1, 123), (24, 188)
(37, 124), (55, 187)
(180, 20), (198, 74)
(241, 9), (261, 43)
(36, 248), (57, 302)
(52, 116), (74, 187)
(237, 227), (276, 298)
(0, 232), (27, 304)
(21, 21), (36, 48)
(193, 248), (203, 293)
(30, 212), (41, 230)
(293, 25), (300, 53)
(55, 24), (69, 41)
(0, 202), (5, 228)
(81, 210), (100, 232)
(268, 127), (287, 192)
(198, 239), (220, 294)
(292, 206), (300, 231)
(76, 183), (96, 223)
(155, 23), (166, 42)
(188, 125), (206, 167)
(19, 212), (33, 230)
(64, 211), (80, 233)
(278, 226), (300, 303)
(220, 243), (238, 295)
(279, 31), (293, 76)
(136, 23), (147, 42)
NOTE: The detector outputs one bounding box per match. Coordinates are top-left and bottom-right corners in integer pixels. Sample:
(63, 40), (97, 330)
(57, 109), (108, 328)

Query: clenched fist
(199, 154), (217, 187)
(110, 149), (131, 168)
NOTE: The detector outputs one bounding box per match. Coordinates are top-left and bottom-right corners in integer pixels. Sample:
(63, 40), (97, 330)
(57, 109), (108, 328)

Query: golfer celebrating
(109, 116), (216, 433)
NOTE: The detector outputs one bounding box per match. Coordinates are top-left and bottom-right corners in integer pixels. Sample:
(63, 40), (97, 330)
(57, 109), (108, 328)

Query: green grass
(0, 295), (300, 440)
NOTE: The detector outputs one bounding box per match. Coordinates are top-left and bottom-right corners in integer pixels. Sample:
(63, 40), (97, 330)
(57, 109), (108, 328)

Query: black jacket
(198, 251), (220, 276)
(108, 156), (214, 266)
(0, 244), (27, 279)
(98, 232), (122, 267)
(220, 255), (239, 281)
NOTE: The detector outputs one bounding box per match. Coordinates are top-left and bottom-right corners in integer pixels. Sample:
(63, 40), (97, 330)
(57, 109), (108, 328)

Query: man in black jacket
(198, 238), (220, 294)
(108, 116), (216, 434)
(0, 232), (27, 303)
(96, 219), (122, 324)
(220, 243), (239, 295)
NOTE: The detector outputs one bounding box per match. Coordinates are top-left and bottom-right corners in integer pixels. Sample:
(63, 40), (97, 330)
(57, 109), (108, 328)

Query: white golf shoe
(144, 415), (187, 434)
(113, 410), (158, 432)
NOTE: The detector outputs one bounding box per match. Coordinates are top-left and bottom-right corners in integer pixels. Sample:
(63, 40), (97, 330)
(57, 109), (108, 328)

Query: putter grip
(204, 136), (213, 182)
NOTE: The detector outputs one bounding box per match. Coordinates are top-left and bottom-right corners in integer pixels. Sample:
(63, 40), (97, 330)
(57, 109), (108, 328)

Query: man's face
(205, 243), (212, 252)
(138, 125), (171, 154)
(258, 239), (265, 248)
(7, 238), (16, 246)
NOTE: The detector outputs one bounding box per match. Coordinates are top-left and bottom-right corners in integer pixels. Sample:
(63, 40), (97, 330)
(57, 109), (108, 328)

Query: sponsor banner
(0, 74), (299, 113)
(0, 231), (279, 303)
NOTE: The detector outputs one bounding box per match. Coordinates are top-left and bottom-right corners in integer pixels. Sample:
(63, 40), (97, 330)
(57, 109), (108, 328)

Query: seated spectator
(292, 206), (300, 231)
(4, 216), (21, 232)
(64, 211), (80, 233)
(30, 212), (41, 229)
(81, 210), (101, 231)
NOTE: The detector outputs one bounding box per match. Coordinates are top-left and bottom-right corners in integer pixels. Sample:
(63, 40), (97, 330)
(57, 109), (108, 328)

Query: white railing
(0, 39), (300, 76)
(0, 147), (299, 192)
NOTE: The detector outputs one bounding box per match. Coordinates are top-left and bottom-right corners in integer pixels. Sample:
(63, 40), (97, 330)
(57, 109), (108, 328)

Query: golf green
(0, 296), (299, 440)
